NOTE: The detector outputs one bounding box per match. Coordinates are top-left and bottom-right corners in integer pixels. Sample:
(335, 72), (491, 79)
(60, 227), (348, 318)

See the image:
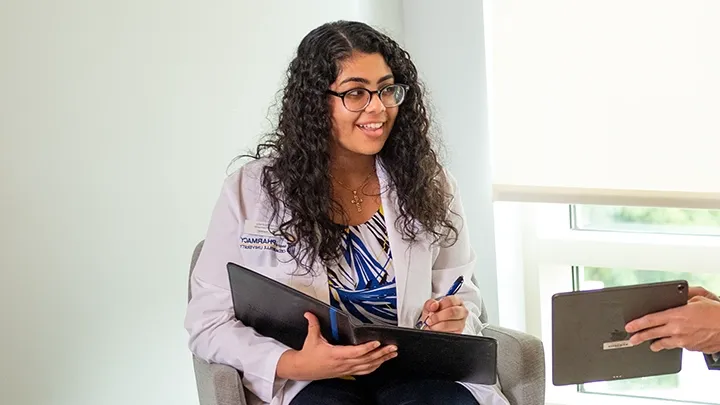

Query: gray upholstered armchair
(188, 241), (545, 405)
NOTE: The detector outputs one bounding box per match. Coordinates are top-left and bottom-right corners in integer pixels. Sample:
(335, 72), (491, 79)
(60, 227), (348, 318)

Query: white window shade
(486, 0), (720, 209)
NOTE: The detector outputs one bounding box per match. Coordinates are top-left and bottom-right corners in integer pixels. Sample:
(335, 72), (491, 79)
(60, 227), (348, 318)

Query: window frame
(493, 202), (720, 405)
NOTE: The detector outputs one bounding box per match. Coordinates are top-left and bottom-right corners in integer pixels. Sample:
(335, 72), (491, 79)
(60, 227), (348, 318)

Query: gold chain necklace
(330, 170), (374, 212)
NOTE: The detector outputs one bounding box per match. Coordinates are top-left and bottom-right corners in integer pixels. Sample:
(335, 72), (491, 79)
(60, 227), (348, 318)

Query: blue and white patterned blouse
(327, 206), (398, 326)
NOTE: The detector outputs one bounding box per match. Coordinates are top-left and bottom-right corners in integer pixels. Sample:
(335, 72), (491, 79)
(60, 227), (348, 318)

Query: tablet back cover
(552, 280), (688, 385)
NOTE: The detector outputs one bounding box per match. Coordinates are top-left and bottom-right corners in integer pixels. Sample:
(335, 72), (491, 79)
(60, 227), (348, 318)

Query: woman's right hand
(276, 312), (397, 381)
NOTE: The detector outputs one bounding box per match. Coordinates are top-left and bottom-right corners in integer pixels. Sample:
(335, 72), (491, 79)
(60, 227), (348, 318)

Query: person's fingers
(687, 287), (720, 303)
(331, 340), (381, 359)
(427, 305), (468, 326)
(346, 345), (397, 366)
(364, 351), (397, 370)
(436, 295), (463, 311)
(303, 312), (322, 342)
(628, 324), (677, 346)
(649, 336), (684, 352)
(429, 319), (465, 333)
(348, 351), (398, 375)
(419, 299), (440, 328)
(625, 307), (678, 333)
(423, 299), (440, 313)
(688, 286), (709, 299)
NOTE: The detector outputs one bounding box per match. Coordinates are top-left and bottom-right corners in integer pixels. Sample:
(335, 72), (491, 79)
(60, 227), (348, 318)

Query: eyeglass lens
(343, 85), (407, 111)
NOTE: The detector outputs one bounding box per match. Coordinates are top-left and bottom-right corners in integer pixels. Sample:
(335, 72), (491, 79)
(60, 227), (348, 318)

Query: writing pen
(414, 275), (464, 330)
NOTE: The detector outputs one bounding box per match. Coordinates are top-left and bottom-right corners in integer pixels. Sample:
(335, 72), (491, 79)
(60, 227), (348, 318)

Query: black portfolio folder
(227, 262), (498, 384)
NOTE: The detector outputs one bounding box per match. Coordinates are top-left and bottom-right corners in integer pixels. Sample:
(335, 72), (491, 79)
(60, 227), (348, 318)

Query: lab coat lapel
(310, 260), (330, 303)
(376, 160), (432, 328)
(288, 259), (330, 304)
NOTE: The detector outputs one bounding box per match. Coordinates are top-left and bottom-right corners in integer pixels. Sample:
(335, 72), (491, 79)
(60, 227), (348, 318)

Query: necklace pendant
(351, 190), (363, 212)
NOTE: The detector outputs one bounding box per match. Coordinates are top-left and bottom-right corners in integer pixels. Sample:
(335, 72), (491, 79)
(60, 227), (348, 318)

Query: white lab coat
(184, 158), (509, 405)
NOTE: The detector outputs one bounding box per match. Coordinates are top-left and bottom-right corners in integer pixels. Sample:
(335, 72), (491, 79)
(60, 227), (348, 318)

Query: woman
(185, 20), (508, 405)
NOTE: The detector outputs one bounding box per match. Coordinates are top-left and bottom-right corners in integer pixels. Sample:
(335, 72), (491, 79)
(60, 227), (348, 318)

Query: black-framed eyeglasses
(327, 84), (410, 112)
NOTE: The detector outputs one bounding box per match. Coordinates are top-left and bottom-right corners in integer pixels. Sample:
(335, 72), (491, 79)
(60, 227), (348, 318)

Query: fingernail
(373, 341), (381, 349)
(389, 345), (398, 351)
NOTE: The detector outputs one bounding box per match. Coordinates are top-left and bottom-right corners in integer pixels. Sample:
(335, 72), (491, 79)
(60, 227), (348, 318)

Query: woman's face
(328, 52), (399, 158)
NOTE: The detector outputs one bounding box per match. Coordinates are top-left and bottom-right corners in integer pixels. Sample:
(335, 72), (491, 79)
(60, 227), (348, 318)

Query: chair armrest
(483, 325), (545, 405)
(193, 356), (247, 405)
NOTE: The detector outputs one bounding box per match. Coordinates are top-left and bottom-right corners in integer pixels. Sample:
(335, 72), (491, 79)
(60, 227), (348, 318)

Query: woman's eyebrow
(338, 74), (394, 86)
(376, 74), (394, 83)
(339, 77), (370, 86)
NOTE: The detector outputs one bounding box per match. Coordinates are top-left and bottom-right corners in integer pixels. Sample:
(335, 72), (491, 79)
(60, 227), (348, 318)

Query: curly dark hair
(246, 20), (459, 275)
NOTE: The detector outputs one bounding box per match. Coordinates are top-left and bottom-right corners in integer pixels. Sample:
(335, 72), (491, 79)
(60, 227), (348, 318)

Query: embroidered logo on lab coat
(238, 235), (287, 253)
(239, 220), (288, 253)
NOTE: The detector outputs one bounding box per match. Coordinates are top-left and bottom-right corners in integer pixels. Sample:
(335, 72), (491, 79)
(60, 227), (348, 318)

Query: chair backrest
(188, 240), (205, 303)
(477, 280), (488, 324)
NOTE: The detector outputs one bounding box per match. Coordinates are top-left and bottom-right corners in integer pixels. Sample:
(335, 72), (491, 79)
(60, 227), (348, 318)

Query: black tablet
(552, 280), (688, 386)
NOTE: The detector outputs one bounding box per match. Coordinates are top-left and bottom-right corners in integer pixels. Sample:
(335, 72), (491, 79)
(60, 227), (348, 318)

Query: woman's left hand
(420, 296), (468, 334)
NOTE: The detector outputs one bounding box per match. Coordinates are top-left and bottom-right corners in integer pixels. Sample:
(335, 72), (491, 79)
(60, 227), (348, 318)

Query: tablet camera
(678, 284), (685, 294)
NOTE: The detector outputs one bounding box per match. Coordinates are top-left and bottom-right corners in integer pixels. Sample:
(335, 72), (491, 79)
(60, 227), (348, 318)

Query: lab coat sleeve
(431, 170), (486, 336)
(184, 172), (291, 403)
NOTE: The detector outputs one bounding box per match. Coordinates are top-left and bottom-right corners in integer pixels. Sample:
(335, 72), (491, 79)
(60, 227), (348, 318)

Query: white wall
(402, 0), (500, 323)
(0, 1), (384, 404)
(357, 0), (405, 43)
(1, 1), (498, 403)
